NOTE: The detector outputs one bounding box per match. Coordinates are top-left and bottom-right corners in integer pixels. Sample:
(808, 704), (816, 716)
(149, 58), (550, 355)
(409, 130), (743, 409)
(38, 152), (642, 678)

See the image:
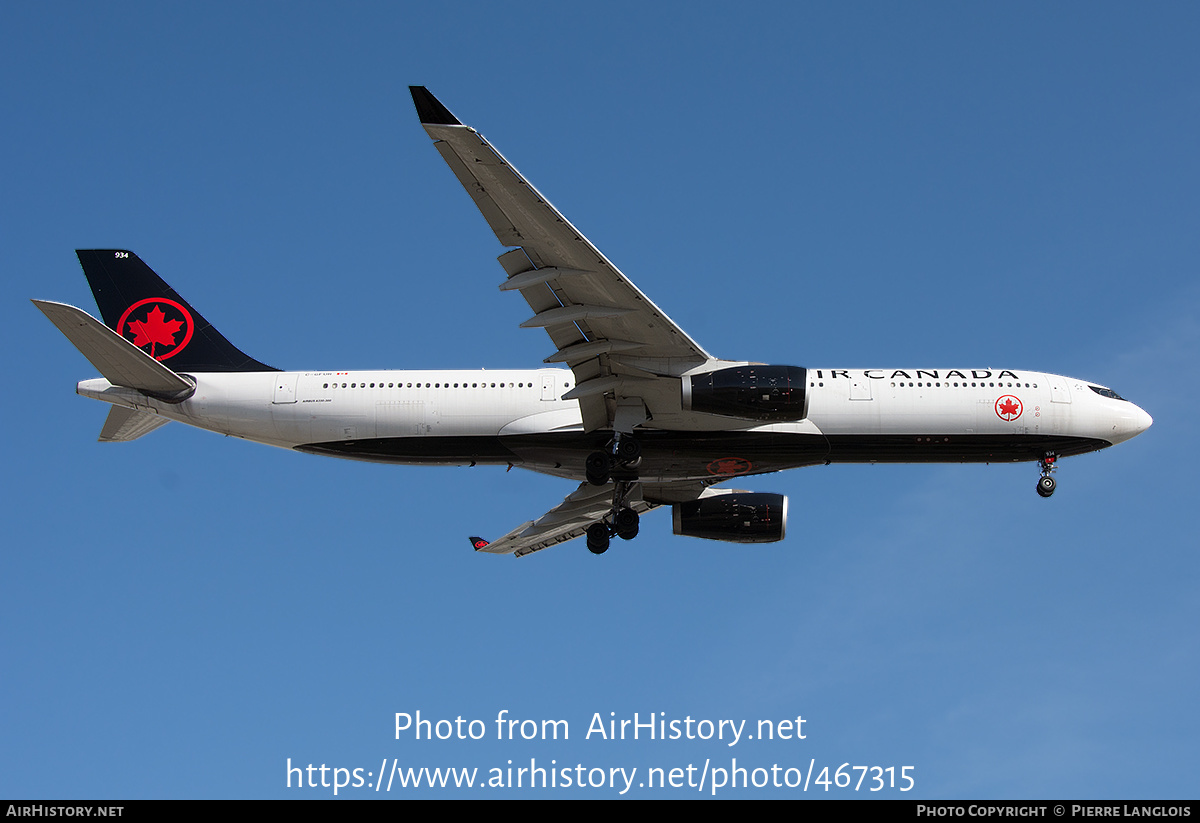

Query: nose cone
(1133, 405), (1153, 436)
(1111, 403), (1153, 444)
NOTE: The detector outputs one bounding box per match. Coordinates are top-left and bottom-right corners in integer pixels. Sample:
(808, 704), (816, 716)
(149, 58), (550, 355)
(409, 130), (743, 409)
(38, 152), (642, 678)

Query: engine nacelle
(672, 492), (788, 543)
(681, 365), (807, 422)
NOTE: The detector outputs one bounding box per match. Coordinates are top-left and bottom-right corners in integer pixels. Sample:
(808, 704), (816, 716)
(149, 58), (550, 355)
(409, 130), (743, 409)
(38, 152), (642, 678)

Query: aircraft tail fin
(33, 300), (196, 400)
(75, 250), (276, 373)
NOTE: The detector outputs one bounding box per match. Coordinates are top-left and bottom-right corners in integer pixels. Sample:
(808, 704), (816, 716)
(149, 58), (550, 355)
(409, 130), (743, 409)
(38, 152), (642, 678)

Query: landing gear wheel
(614, 507), (640, 540)
(586, 522), (611, 554)
(616, 438), (641, 462)
(585, 451), (611, 486)
(1036, 452), (1058, 498)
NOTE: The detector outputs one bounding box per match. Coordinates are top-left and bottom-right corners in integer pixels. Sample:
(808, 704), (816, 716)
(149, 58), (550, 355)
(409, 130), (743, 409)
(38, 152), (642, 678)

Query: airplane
(33, 86), (1153, 558)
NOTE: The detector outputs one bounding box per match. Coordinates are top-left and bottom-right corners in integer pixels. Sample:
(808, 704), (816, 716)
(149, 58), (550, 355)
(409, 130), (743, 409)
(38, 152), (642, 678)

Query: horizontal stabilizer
(98, 406), (170, 442)
(32, 300), (195, 401)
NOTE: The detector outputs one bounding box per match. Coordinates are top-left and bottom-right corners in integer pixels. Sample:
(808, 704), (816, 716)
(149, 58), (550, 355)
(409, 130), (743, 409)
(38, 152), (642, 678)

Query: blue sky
(2, 2), (1196, 799)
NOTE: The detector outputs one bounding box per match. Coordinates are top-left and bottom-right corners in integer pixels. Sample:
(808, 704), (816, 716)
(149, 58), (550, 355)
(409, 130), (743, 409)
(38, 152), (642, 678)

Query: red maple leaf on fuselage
(999, 398), (1020, 417)
(127, 305), (183, 356)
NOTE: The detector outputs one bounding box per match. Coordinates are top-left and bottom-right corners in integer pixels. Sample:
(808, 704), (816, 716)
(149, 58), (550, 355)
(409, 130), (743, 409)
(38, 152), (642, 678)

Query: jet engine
(672, 492), (788, 543)
(681, 365), (807, 422)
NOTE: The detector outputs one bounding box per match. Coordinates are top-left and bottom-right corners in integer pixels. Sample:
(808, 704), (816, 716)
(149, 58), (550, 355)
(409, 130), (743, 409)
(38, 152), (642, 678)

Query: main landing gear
(585, 483), (641, 554)
(584, 435), (642, 554)
(1036, 452), (1058, 498)
(585, 435), (641, 486)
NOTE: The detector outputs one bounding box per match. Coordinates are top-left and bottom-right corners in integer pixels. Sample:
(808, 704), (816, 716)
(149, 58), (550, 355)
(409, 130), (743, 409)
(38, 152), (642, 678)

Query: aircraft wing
(472, 481), (660, 557)
(470, 479), (730, 557)
(411, 87), (713, 432)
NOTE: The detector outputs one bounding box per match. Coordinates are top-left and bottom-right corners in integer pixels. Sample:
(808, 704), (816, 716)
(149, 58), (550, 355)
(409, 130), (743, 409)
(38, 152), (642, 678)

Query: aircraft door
(541, 373), (557, 401)
(273, 373), (298, 404)
(377, 400), (429, 436)
(1049, 376), (1072, 404)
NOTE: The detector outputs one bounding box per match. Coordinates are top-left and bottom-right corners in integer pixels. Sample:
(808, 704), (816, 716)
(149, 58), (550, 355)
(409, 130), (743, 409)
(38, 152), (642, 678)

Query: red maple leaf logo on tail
(116, 298), (194, 361)
(127, 305), (183, 358)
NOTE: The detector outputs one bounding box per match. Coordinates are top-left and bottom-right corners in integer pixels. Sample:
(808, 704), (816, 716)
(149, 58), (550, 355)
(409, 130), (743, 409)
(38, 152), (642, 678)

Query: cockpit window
(1089, 385), (1126, 401)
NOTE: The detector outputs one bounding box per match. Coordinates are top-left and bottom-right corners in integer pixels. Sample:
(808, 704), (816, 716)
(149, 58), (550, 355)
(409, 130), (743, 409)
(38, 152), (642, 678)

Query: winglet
(410, 86), (461, 126)
(468, 536), (490, 551)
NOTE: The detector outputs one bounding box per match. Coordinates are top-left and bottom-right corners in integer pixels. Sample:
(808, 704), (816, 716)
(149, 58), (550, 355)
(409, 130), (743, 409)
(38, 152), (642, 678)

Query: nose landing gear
(1036, 453), (1058, 498)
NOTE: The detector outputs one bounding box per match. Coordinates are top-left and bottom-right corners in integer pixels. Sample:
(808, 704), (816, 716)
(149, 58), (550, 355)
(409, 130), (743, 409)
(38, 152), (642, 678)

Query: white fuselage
(75, 365), (1152, 483)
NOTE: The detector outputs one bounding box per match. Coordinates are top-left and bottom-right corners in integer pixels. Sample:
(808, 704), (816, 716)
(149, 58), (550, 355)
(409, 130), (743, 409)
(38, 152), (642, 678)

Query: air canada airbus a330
(34, 87), (1153, 557)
